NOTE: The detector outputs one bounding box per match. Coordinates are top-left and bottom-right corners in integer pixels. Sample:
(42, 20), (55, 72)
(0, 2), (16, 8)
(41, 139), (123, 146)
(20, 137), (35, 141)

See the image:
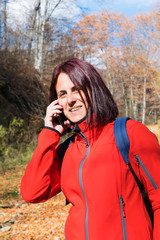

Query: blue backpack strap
(114, 117), (153, 225)
(58, 134), (75, 161)
(114, 117), (130, 165)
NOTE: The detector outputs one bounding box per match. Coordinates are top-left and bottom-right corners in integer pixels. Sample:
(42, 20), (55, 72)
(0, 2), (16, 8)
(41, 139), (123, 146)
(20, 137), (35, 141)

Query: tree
(6, 0), (80, 79)
(71, 9), (160, 123)
(0, 0), (7, 51)
(28, 0), (41, 57)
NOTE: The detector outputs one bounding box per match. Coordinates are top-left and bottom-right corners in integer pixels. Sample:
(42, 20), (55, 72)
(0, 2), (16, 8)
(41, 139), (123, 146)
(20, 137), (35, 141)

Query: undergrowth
(0, 117), (38, 174)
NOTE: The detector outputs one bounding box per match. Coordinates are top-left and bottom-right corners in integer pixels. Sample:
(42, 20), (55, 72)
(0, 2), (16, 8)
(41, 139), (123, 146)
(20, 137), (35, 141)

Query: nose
(67, 92), (76, 106)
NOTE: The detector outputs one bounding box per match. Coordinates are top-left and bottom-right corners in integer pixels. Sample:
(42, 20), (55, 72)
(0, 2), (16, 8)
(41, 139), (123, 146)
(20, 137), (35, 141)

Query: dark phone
(53, 112), (67, 129)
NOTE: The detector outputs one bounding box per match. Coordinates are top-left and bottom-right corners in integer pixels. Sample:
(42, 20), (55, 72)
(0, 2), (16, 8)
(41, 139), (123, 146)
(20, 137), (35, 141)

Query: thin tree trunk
(130, 76), (138, 120)
(34, 0), (48, 77)
(0, 1), (1, 46)
(129, 75), (133, 116)
(142, 77), (147, 124)
(28, 0), (41, 57)
(133, 101), (138, 120)
(4, 0), (7, 53)
(121, 76), (128, 116)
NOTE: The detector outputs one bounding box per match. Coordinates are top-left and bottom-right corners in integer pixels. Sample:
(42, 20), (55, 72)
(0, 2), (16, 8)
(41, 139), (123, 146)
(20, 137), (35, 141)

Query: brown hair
(49, 58), (118, 131)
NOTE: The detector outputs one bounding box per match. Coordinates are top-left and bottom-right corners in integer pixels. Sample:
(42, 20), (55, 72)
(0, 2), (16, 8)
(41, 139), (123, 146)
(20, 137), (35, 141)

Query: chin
(74, 117), (87, 124)
(70, 118), (81, 123)
(68, 115), (86, 123)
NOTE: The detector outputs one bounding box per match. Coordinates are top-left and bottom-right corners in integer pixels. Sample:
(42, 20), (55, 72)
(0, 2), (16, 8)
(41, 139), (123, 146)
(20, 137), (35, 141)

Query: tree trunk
(129, 76), (139, 120)
(129, 75), (133, 115)
(34, 0), (63, 79)
(133, 100), (138, 121)
(120, 76), (128, 116)
(34, 0), (48, 75)
(0, 1), (1, 46)
(28, 0), (41, 57)
(4, 0), (7, 53)
(142, 77), (147, 124)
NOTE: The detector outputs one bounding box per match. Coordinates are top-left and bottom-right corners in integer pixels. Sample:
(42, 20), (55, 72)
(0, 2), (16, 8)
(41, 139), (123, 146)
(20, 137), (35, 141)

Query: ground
(0, 166), (71, 240)
(147, 124), (160, 140)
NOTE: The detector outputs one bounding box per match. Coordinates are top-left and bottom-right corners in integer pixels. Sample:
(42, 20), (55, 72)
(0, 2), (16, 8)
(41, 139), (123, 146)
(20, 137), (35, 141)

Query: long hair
(49, 58), (118, 131)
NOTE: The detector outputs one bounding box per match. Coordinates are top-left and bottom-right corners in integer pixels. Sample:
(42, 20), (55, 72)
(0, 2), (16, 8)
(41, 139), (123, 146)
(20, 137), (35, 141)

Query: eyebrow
(57, 89), (66, 93)
(57, 86), (78, 94)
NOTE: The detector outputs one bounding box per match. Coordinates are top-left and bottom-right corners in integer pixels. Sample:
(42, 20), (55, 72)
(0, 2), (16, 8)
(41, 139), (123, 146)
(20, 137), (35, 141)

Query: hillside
(0, 53), (49, 171)
(0, 53), (48, 127)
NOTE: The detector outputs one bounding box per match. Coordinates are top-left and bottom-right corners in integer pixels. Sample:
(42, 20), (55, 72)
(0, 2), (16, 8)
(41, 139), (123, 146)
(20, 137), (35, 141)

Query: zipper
(134, 155), (158, 190)
(119, 196), (127, 240)
(79, 131), (90, 240)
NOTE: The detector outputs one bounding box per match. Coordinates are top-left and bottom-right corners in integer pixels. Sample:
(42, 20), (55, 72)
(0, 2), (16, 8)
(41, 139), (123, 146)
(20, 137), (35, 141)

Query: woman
(21, 58), (160, 240)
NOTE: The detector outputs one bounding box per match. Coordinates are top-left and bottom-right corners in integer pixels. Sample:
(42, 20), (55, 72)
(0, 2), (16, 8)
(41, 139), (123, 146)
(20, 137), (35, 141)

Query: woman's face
(55, 72), (88, 123)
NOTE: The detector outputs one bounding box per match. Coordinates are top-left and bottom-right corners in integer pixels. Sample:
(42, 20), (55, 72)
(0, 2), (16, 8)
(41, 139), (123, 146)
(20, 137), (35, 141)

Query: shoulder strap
(114, 117), (130, 165)
(58, 134), (75, 206)
(58, 134), (75, 161)
(114, 117), (153, 225)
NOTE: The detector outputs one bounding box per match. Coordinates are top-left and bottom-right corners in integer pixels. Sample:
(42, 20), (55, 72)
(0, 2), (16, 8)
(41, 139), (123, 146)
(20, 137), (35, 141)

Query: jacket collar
(69, 116), (87, 134)
(69, 115), (100, 143)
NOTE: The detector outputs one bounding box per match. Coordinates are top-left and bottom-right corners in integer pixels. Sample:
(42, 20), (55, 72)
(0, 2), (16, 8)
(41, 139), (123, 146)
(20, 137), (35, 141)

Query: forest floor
(0, 124), (159, 240)
(147, 124), (160, 140)
(0, 164), (71, 240)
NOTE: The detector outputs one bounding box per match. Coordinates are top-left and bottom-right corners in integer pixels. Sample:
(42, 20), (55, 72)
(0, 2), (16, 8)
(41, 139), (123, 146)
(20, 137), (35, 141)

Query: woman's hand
(44, 99), (69, 134)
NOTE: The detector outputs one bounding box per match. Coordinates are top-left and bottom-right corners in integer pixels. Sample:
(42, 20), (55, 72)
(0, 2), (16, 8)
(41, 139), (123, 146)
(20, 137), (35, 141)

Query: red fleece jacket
(21, 119), (160, 240)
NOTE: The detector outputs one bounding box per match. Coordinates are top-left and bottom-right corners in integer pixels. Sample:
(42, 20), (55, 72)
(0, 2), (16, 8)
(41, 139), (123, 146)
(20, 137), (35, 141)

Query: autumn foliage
(71, 10), (160, 123)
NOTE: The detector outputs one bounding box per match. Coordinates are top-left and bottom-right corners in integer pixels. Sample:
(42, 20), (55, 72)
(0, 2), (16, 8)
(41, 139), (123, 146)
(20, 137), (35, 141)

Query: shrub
(0, 117), (35, 173)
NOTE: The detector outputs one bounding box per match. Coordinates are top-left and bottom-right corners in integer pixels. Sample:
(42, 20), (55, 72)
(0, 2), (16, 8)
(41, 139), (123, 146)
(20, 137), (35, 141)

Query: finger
(46, 99), (60, 111)
(46, 104), (63, 116)
(50, 99), (59, 106)
(64, 120), (70, 128)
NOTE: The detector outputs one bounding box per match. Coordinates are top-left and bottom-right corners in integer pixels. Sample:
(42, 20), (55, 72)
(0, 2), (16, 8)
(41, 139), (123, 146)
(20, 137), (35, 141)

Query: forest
(0, 0), (160, 168)
(0, 0), (160, 238)
(1, 0), (160, 169)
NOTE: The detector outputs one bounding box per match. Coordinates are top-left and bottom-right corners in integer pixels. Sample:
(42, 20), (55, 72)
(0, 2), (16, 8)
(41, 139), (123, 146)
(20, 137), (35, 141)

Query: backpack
(58, 117), (153, 225)
(114, 117), (153, 225)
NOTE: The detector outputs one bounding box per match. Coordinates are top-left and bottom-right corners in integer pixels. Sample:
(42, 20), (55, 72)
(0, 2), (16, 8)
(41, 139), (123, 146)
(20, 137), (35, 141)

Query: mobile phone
(53, 112), (67, 129)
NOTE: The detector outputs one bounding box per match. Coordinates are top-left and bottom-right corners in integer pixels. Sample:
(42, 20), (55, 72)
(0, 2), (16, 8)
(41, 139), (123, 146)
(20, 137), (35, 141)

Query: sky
(76, 0), (158, 16)
(8, 0), (159, 27)
(8, 0), (81, 26)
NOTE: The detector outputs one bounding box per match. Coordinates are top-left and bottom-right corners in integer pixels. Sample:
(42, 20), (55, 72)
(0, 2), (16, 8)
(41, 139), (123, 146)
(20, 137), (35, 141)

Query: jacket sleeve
(20, 128), (62, 203)
(127, 120), (160, 239)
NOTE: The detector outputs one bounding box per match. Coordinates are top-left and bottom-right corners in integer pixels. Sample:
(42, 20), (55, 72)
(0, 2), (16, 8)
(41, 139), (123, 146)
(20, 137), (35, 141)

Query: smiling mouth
(70, 106), (81, 112)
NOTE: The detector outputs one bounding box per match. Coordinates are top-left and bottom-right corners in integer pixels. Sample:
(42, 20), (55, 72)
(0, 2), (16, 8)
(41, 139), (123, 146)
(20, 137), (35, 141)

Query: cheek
(58, 99), (66, 107)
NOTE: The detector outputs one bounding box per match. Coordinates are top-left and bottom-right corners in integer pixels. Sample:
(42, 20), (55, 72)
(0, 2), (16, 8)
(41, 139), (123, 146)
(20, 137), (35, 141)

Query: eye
(72, 86), (79, 92)
(58, 91), (66, 98)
